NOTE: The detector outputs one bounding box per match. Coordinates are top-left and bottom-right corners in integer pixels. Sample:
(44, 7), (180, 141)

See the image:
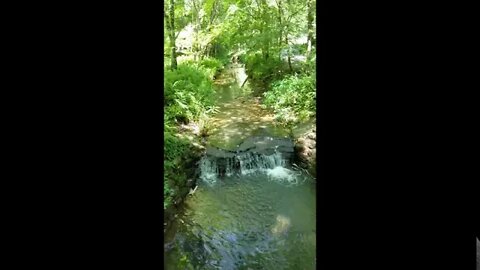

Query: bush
(200, 57), (223, 71)
(263, 73), (316, 124)
(244, 53), (285, 82)
(163, 59), (222, 210)
(164, 64), (216, 124)
(163, 130), (190, 209)
(199, 57), (224, 80)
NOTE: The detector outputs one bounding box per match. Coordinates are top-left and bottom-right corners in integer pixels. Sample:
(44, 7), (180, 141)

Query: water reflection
(164, 173), (316, 270)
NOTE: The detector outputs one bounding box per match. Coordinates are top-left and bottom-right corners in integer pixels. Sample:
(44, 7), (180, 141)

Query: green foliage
(296, 49), (317, 75)
(164, 180), (173, 209)
(198, 57), (224, 80)
(291, 44), (307, 55)
(263, 73), (316, 125)
(244, 53), (286, 82)
(200, 58), (223, 72)
(163, 129), (190, 209)
(164, 131), (190, 164)
(164, 64), (217, 124)
(163, 58), (222, 210)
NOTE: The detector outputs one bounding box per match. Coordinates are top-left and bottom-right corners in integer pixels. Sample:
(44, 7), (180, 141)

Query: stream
(164, 64), (317, 270)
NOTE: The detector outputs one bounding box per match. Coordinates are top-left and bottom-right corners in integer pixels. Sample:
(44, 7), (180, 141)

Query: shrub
(164, 64), (216, 124)
(263, 73), (316, 124)
(200, 57), (223, 71)
(163, 59), (222, 210)
(163, 130), (190, 209)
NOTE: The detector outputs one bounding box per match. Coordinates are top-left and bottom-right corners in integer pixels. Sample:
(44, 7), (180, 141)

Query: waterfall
(236, 152), (285, 175)
(199, 151), (301, 186)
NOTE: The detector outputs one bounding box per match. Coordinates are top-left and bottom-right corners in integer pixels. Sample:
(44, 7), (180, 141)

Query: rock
(307, 133), (316, 140)
(257, 148), (275, 155)
(271, 215), (291, 236)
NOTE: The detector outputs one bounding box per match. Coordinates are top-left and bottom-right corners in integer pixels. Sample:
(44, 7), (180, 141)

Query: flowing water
(206, 63), (290, 150)
(164, 65), (316, 270)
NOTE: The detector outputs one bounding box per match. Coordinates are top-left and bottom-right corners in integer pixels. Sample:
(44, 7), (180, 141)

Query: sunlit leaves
(263, 73), (316, 125)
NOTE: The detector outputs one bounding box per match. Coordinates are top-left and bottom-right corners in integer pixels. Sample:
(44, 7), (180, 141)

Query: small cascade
(198, 157), (220, 185)
(199, 136), (298, 185)
(236, 151), (285, 175)
(199, 150), (301, 186)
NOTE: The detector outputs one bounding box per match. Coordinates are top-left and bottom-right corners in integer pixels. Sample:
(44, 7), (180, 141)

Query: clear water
(164, 167), (316, 270)
(163, 66), (316, 270)
(207, 65), (290, 151)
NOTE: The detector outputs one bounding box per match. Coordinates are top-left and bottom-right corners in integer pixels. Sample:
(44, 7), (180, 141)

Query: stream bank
(292, 120), (317, 178)
(163, 131), (205, 232)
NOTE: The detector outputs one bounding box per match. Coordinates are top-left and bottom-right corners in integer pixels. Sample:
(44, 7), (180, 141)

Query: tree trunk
(286, 36), (292, 72)
(168, 0), (177, 69)
(191, 0), (201, 63)
(241, 76), (249, 88)
(306, 0), (314, 60)
(276, 0), (283, 55)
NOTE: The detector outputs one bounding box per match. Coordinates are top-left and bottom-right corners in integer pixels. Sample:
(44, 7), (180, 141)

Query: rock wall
(200, 136), (295, 178)
(293, 126), (316, 178)
(164, 143), (204, 231)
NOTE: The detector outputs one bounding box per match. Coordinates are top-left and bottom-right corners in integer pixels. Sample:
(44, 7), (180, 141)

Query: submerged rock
(271, 214), (291, 236)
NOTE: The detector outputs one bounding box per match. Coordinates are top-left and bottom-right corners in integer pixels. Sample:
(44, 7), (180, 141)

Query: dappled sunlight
(207, 91), (286, 150)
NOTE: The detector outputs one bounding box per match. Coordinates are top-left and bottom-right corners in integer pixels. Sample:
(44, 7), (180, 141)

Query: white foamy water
(199, 157), (219, 185)
(199, 151), (303, 186)
(266, 166), (299, 184)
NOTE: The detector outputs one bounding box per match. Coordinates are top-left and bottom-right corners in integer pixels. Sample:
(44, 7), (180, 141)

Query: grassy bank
(241, 50), (317, 127)
(164, 57), (224, 211)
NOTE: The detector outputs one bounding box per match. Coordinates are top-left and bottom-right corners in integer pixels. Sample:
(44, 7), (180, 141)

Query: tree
(165, 0), (178, 69)
(306, 0), (315, 60)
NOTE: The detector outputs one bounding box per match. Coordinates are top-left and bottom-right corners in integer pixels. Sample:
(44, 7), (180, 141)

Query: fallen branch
(188, 185), (198, 196)
(241, 76), (249, 88)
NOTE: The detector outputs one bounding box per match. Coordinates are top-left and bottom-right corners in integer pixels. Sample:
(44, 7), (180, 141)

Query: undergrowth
(244, 53), (286, 83)
(263, 73), (315, 125)
(163, 58), (222, 210)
